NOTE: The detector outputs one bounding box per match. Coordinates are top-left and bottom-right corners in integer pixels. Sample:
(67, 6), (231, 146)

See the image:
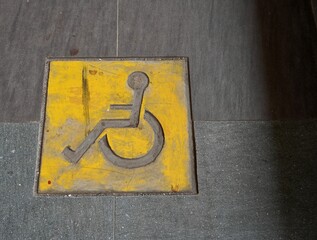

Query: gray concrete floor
(1, 121), (317, 239)
(1, 0), (317, 239)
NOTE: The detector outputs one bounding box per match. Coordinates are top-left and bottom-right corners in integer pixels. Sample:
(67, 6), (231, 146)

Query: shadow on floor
(257, 0), (317, 238)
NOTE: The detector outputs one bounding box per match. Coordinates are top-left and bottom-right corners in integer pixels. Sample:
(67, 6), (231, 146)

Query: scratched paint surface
(38, 59), (196, 194)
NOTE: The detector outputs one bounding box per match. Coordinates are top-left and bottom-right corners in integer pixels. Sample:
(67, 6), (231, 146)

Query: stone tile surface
(115, 121), (317, 239)
(0, 123), (114, 240)
(1, 121), (316, 239)
(0, 0), (117, 122)
(119, 0), (317, 121)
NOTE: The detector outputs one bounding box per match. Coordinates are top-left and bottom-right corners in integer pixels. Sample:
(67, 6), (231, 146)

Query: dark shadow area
(257, 0), (317, 238)
(272, 121), (317, 239)
(257, 0), (317, 120)
(311, 0), (317, 28)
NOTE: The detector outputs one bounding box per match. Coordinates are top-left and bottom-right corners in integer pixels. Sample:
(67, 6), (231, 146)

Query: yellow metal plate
(36, 58), (197, 195)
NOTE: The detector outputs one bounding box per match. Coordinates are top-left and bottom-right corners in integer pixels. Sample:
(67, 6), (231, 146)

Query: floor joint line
(116, 0), (119, 57)
(112, 196), (117, 240)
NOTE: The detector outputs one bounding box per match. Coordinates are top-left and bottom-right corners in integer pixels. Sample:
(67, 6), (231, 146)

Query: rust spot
(70, 48), (79, 56)
(46, 129), (49, 132)
(98, 71), (104, 76)
(48, 180), (51, 185)
(89, 70), (97, 75)
(171, 184), (179, 192)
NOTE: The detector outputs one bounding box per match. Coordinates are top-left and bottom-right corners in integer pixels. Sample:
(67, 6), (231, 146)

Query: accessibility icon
(36, 58), (197, 195)
(62, 71), (165, 169)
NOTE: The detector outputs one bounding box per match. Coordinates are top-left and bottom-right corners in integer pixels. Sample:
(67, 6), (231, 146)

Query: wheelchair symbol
(62, 71), (164, 169)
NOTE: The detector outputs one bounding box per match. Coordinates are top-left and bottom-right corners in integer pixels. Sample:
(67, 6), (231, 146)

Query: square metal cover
(35, 57), (197, 195)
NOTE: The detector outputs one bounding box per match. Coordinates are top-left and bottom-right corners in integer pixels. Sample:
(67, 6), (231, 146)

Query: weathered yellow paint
(38, 59), (196, 194)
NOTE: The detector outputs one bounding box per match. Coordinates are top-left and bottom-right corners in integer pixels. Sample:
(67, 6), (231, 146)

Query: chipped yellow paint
(38, 59), (196, 194)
